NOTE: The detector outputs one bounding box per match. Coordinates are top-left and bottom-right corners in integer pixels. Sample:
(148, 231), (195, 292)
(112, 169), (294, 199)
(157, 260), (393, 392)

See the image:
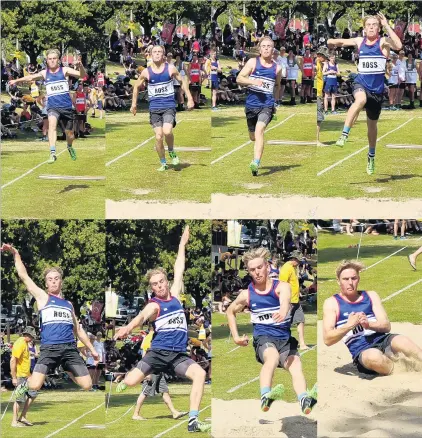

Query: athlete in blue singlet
(210, 50), (222, 111)
(113, 226), (210, 433)
(1, 244), (99, 399)
(9, 49), (87, 163)
(328, 13), (402, 175)
(323, 55), (339, 114)
(226, 247), (317, 415)
(131, 46), (194, 172)
(236, 37), (283, 176)
(323, 260), (422, 375)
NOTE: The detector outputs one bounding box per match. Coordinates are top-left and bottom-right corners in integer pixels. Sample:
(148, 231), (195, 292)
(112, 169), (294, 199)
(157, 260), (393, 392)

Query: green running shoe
(336, 135), (347, 147)
(366, 156), (375, 175)
(168, 150), (180, 166)
(301, 383), (318, 415)
(47, 153), (57, 164)
(14, 381), (29, 399)
(188, 418), (211, 433)
(116, 382), (127, 393)
(261, 384), (285, 412)
(157, 163), (169, 172)
(249, 161), (259, 177)
(67, 146), (77, 161)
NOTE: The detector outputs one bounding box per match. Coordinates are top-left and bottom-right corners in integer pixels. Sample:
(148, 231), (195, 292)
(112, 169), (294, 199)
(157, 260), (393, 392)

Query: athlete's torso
(44, 67), (73, 110)
(287, 57), (299, 80)
(303, 56), (313, 78)
(246, 57), (277, 108)
(147, 63), (176, 110)
(405, 59), (417, 83)
(75, 91), (86, 112)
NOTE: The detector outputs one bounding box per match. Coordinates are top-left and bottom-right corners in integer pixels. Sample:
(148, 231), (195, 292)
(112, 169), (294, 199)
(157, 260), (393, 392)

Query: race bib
(358, 57), (386, 74)
(249, 76), (275, 94)
(46, 80), (70, 96)
(148, 80), (174, 97)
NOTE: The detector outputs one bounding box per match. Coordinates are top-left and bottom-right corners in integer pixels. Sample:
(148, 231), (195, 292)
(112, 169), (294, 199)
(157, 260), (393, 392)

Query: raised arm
(170, 65), (194, 110)
(327, 37), (361, 48)
(274, 66), (282, 100)
(378, 13), (402, 51)
(226, 289), (249, 346)
(64, 57), (87, 79)
(272, 281), (292, 323)
(9, 71), (44, 86)
(171, 225), (190, 298)
(1, 244), (48, 307)
(130, 69), (148, 116)
(114, 302), (159, 340)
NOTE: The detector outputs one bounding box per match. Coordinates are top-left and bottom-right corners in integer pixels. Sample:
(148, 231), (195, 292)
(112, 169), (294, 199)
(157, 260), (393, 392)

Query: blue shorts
(211, 80), (219, 90)
(324, 84), (338, 94)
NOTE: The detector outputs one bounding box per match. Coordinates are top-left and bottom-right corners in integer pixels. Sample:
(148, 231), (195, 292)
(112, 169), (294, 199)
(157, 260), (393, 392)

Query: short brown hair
(145, 267), (168, 283)
(46, 49), (60, 58)
(242, 247), (270, 269)
(363, 15), (381, 28)
(335, 260), (365, 279)
(44, 267), (63, 280)
(259, 36), (275, 47)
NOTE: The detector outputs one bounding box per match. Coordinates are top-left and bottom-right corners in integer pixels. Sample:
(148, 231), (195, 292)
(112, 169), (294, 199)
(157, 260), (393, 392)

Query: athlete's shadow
(278, 414), (317, 438)
(334, 363), (378, 380)
(258, 164), (300, 177)
(59, 184), (90, 193)
(173, 163), (207, 172)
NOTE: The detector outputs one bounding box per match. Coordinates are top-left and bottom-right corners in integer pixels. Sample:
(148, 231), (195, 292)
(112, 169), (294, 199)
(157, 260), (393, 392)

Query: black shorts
(280, 78), (287, 85)
(189, 82), (201, 92)
(388, 84), (399, 89)
(33, 342), (89, 377)
(399, 82), (406, 90)
(353, 333), (398, 375)
(353, 82), (383, 121)
(290, 303), (305, 325)
(47, 107), (75, 131)
(302, 78), (313, 86)
(136, 348), (196, 377)
(245, 106), (274, 132)
(149, 108), (177, 128)
(76, 113), (87, 122)
(253, 335), (299, 369)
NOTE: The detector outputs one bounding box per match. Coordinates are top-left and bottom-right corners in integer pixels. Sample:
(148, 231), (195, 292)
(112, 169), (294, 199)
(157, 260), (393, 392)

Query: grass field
(212, 310), (317, 403)
(1, 113), (105, 219)
(105, 380), (211, 438)
(0, 383), (104, 438)
(318, 231), (422, 323)
(317, 59), (422, 200)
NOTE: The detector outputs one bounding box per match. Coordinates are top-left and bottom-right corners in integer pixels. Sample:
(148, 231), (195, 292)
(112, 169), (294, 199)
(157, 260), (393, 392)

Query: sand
(212, 399), (317, 438)
(318, 321), (422, 438)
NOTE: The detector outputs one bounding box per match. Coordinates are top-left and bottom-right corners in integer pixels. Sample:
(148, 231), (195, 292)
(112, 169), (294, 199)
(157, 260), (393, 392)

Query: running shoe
(300, 396), (317, 415)
(116, 382), (127, 393)
(47, 153), (57, 164)
(211, 106), (220, 111)
(67, 146), (77, 161)
(157, 163), (169, 172)
(14, 381), (29, 399)
(336, 135), (347, 147)
(366, 157), (375, 175)
(250, 161), (259, 177)
(331, 111), (339, 115)
(169, 150), (180, 166)
(188, 418), (211, 433)
(261, 384), (285, 412)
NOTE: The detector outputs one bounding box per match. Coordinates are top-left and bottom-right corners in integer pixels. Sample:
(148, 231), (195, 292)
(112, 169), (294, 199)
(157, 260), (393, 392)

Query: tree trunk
(195, 23), (202, 38)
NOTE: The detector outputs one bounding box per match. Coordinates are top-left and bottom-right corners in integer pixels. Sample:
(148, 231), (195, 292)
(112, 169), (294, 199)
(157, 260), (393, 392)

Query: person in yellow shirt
(316, 47), (328, 146)
(132, 326), (187, 421)
(10, 327), (38, 428)
(279, 251), (309, 350)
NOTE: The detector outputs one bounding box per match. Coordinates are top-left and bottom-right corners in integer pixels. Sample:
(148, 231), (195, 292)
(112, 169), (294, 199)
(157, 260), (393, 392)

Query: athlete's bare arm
(327, 37), (362, 48)
(323, 297), (361, 346)
(114, 302), (159, 340)
(64, 58), (87, 79)
(378, 13), (402, 51)
(362, 291), (391, 332)
(274, 66), (282, 101)
(72, 311), (99, 362)
(170, 225), (190, 299)
(170, 65), (194, 110)
(9, 71), (44, 86)
(236, 58), (262, 87)
(226, 289), (249, 346)
(0, 244), (48, 308)
(130, 69), (149, 116)
(273, 281), (291, 323)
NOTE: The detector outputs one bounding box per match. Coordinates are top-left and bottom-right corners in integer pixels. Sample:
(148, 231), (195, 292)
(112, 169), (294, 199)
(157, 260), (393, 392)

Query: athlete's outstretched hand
(130, 104), (137, 116)
(0, 243), (17, 255)
(187, 98), (194, 111)
(234, 334), (249, 347)
(114, 325), (131, 340)
(180, 225), (190, 246)
(8, 80), (17, 87)
(377, 12), (388, 28)
(346, 312), (361, 329)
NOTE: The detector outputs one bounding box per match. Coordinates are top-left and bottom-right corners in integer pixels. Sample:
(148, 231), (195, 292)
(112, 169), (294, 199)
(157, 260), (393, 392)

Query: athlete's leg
(253, 121), (266, 162)
(391, 334), (422, 362)
(408, 245), (422, 269)
(366, 118), (377, 149)
(324, 92), (329, 112)
(26, 372), (47, 391)
(345, 89), (366, 128)
(359, 348), (394, 375)
(284, 355), (306, 396)
(123, 367), (147, 387)
(12, 401), (21, 425)
(72, 374), (93, 391)
(162, 392), (183, 418)
(182, 362), (206, 413)
(260, 347), (279, 390)
(47, 114), (58, 154)
(409, 85), (415, 105)
(162, 123), (174, 151)
(153, 126), (165, 160)
(132, 393), (147, 420)
(297, 322), (309, 350)
(331, 93), (336, 112)
(212, 89), (217, 107)
(291, 80), (296, 98)
(19, 396), (34, 421)
(280, 83), (285, 101)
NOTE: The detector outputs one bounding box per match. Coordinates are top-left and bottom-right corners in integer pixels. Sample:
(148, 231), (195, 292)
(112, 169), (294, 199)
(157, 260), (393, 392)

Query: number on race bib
(352, 324), (364, 335)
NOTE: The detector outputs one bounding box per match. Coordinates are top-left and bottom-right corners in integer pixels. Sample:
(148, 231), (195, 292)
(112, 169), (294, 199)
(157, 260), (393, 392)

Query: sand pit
(318, 321), (422, 438)
(212, 399), (317, 438)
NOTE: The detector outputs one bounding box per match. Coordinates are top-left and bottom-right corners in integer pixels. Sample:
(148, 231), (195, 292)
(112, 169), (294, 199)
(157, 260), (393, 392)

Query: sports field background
(318, 231), (422, 324)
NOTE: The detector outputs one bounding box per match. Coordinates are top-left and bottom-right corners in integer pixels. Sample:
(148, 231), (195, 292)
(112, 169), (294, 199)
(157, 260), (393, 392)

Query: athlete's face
(47, 54), (59, 69)
(45, 272), (62, 295)
(247, 258), (268, 286)
(152, 47), (164, 63)
(260, 41), (274, 59)
(149, 273), (169, 298)
(305, 49), (310, 57)
(337, 269), (360, 295)
(365, 18), (380, 38)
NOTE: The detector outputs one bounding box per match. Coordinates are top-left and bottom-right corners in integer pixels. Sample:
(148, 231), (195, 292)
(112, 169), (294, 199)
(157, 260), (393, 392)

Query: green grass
(212, 311), (317, 403)
(1, 115), (105, 219)
(317, 58), (422, 200)
(318, 232), (422, 324)
(105, 380), (211, 438)
(0, 382), (104, 437)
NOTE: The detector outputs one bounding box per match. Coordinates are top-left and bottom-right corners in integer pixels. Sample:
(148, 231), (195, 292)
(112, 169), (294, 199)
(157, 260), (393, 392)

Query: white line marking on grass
(105, 404), (135, 425)
(386, 144), (422, 149)
(211, 113), (296, 165)
(382, 278), (422, 303)
(226, 345), (317, 393)
(1, 149), (67, 190)
(317, 117), (415, 176)
(153, 404), (211, 438)
(106, 120), (184, 167)
(44, 401), (104, 438)
(227, 346), (241, 354)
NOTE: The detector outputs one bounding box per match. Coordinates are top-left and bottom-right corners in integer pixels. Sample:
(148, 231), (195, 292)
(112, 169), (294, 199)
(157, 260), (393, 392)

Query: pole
(130, 9), (134, 42)
(356, 225), (364, 260)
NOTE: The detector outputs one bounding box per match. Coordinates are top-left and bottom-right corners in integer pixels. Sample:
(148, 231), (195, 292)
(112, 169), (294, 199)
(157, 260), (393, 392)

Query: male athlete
(300, 47), (314, 104)
(323, 260), (422, 375)
(328, 13), (402, 175)
(408, 246), (422, 270)
(9, 49), (86, 163)
(113, 226), (210, 433)
(131, 45), (194, 171)
(226, 247), (317, 415)
(236, 37), (283, 176)
(1, 244), (99, 398)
